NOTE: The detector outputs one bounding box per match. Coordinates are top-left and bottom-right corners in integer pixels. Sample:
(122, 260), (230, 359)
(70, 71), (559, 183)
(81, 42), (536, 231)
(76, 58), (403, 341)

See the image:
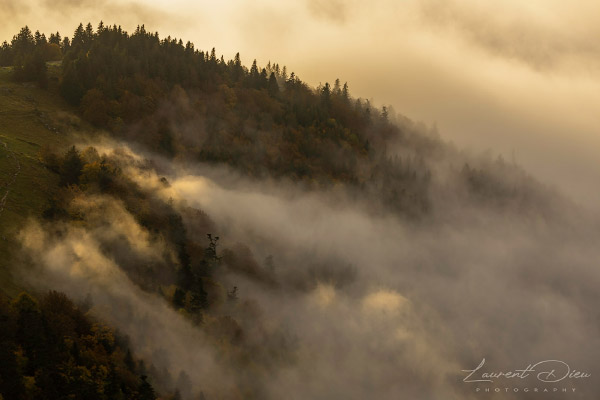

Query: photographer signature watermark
(461, 358), (592, 394)
(462, 358), (591, 383)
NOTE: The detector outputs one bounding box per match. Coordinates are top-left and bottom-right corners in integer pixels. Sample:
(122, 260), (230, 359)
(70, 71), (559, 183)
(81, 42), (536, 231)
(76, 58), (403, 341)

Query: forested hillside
(1, 22), (557, 221)
(0, 22), (582, 400)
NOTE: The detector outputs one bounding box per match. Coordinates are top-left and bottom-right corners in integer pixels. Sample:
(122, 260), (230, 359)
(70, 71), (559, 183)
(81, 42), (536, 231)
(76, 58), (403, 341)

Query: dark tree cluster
(0, 291), (158, 400)
(0, 26), (65, 87)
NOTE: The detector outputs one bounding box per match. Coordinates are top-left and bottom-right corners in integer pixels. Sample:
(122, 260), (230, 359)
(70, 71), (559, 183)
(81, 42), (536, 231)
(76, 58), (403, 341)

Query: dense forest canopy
(1, 22), (556, 220)
(1, 22), (438, 217)
(0, 291), (161, 400)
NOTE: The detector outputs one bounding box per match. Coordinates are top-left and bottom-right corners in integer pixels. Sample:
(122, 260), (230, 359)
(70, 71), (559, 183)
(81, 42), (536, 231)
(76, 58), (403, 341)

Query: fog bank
(17, 143), (600, 398)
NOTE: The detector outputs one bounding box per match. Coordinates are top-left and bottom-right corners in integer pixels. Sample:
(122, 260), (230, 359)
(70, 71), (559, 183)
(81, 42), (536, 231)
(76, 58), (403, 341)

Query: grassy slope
(0, 62), (82, 295)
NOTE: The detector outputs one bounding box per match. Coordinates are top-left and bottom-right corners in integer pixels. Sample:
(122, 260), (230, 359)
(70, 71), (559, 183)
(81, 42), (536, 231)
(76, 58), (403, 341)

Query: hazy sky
(2, 0), (599, 206)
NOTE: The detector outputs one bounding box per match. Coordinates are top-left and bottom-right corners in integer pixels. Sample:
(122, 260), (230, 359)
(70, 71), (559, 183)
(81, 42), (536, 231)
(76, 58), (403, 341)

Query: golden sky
(2, 0), (599, 206)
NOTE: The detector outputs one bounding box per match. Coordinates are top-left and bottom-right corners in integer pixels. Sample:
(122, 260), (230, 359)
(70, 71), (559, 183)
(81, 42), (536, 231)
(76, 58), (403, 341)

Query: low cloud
(18, 143), (600, 398)
(19, 219), (234, 398)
